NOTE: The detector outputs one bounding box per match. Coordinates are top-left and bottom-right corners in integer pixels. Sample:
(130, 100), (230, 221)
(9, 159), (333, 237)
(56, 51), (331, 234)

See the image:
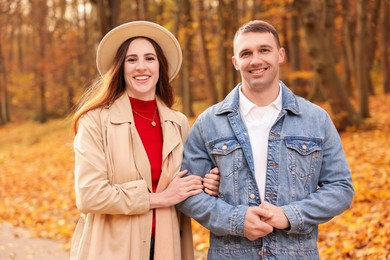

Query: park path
(0, 222), (69, 260)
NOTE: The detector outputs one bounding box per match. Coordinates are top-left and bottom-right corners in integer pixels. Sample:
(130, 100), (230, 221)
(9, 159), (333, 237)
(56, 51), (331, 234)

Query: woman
(70, 21), (219, 260)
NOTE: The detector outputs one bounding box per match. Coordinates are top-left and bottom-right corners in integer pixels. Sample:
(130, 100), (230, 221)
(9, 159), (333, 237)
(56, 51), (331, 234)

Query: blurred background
(0, 0), (389, 259)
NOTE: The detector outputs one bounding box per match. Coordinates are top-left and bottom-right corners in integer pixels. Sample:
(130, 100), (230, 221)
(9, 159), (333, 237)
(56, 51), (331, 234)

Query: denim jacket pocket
(209, 138), (245, 205)
(209, 138), (243, 177)
(285, 137), (322, 178)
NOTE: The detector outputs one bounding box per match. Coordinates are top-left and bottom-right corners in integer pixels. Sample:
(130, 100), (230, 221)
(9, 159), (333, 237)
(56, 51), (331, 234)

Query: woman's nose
(136, 59), (147, 70)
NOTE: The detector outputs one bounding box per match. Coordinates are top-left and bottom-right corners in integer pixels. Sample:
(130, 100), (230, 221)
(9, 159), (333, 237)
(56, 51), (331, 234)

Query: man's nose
(250, 53), (263, 65)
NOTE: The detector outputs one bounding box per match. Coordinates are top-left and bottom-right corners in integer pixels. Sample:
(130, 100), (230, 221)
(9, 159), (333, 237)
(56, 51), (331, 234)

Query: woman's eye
(146, 56), (156, 62)
(127, 58), (137, 63)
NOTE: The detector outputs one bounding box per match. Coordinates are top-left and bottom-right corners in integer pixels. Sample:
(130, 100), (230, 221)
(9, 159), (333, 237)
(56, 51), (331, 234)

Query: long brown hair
(72, 36), (174, 133)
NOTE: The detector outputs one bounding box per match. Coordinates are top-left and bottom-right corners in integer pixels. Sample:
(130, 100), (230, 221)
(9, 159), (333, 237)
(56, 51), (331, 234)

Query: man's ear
(279, 47), (286, 64)
(232, 56), (239, 71)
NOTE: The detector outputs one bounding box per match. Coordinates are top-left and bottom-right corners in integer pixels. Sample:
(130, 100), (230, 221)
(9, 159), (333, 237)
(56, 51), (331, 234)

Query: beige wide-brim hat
(96, 21), (182, 82)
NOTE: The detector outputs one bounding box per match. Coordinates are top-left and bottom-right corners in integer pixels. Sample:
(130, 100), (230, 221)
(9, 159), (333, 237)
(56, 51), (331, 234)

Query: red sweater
(129, 97), (162, 237)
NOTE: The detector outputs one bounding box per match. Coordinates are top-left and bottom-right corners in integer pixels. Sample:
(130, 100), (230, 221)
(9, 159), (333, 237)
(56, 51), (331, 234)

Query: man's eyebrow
(238, 44), (273, 54)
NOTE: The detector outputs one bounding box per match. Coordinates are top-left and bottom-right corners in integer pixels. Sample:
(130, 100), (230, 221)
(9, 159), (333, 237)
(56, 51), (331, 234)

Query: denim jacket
(177, 81), (354, 259)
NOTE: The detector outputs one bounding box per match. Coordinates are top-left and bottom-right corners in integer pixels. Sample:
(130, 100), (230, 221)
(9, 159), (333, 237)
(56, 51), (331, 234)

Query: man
(177, 20), (354, 259)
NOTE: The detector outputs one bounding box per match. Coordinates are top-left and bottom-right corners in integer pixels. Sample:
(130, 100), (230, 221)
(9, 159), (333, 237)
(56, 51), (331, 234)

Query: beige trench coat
(70, 93), (194, 260)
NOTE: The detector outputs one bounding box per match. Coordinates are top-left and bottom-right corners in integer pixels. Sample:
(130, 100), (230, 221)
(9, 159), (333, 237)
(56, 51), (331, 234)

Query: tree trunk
(137, 0), (145, 20)
(289, 13), (301, 71)
(288, 6), (302, 94)
(217, 0), (228, 100)
(30, 0), (48, 123)
(228, 0), (238, 87)
(0, 42), (9, 124)
(293, 0), (360, 130)
(177, 0), (194, 117)
(324, 0), (337, 61)
(218, 0), (238, 98)
(96, 0), (120, 35)
(15, 3), (24, 73)
(341, 0), (356, 96)
(366, 0), (381, 95)
(195, 0), (218, 104)
(380, 0), (390, 93)
(356, 0), (370, 118)
(252, 0), (262, 19)
(37, 2), (48, 123)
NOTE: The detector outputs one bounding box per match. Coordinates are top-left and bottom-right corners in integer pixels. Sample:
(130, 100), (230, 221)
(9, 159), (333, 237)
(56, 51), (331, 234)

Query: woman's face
(124, 38), (160, 100)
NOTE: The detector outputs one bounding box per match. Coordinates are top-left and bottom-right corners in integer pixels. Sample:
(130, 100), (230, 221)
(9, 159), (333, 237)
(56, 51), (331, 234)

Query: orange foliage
(0, 94), (389, 259)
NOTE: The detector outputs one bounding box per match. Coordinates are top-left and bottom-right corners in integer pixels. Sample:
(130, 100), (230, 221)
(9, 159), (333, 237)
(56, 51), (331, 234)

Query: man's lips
(250, 67), (267, 75)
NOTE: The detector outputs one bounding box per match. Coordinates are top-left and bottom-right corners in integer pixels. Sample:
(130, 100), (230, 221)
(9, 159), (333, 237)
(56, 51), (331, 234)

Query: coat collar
(109, 92), (184, 125)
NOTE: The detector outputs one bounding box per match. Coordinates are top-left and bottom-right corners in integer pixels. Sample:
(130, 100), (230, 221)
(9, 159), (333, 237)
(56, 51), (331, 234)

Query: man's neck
(241, 82), (280, 107)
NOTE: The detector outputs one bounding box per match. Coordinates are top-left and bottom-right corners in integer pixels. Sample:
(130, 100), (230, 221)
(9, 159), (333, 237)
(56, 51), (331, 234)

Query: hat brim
(96, 21), (182, 82)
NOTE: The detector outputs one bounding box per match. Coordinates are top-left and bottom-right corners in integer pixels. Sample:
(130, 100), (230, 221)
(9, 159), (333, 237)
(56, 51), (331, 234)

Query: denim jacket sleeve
(281, 112), (354, 234)
(176, 116), (249, 237)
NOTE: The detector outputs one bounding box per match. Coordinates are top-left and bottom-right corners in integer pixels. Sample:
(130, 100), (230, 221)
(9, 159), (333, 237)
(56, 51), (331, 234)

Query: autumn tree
(0, 42), (8, 125)
(194, 0), (218, 105)
(341, 0), (356, 96)
(380, 0), (390, 93)
(92, 0), (121, 35)
(0, 2), (10, 124)
(356, 0), (370, 118)
(177, 0), (194, 116)
(218, 0), (238, 98)
(292, 0), (360, 130)
(30, 0), (49, 123)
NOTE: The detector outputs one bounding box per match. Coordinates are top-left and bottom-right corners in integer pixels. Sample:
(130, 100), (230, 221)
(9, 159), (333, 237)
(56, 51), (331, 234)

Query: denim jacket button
(249, 193), (255, 199)
(302, 144), (307, 150)
(222, 144), (227, 150)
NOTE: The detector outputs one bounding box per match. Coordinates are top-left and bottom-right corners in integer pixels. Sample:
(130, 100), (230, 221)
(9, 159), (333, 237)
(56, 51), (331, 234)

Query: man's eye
(241, 52), (250, 57)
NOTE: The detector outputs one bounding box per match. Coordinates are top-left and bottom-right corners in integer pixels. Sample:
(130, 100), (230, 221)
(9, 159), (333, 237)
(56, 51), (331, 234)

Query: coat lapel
(109, 92), (152, 191)
(156, 101), (183, 192)
(130, 124), (152, 190)
(158, 101), (182, 163)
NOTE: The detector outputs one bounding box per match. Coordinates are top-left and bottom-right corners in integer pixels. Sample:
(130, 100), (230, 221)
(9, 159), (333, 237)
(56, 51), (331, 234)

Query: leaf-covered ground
(0, 94), (389, 259)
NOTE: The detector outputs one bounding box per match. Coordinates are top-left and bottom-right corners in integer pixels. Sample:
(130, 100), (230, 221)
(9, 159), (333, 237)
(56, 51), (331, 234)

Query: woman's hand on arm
(203, 167), (220, 196)
(149, 170), (203, 209)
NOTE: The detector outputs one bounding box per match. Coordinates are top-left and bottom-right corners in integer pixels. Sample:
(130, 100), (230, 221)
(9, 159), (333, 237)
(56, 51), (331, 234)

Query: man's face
(232, 32), (285, 93)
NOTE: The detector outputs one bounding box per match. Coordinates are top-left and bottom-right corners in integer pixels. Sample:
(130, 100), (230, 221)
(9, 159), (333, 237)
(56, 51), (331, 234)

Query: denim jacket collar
(216, 81), (301, 116)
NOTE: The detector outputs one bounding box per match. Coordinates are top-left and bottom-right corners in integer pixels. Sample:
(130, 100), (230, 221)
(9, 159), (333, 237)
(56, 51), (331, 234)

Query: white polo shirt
(239, 85), (282, 201)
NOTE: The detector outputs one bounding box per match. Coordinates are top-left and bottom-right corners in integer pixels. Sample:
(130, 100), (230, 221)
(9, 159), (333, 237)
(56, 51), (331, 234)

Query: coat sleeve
(74, 109), (150, 215)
